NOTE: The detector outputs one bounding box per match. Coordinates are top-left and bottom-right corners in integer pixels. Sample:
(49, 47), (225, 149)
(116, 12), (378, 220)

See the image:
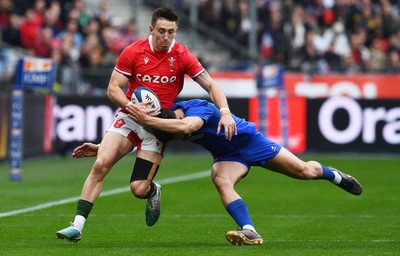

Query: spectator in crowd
(19, 8), (41, 49)
(60, 32), (79, 65)
(298, 29), (321, 74)
(387, 33), (400, 53)
(95, 1), (113, 29)
(121, 18), (140, 47)
(323, 41), (343, 73)
(41, 4), (63, 36)
(2, 12), (21, 47)
(0, 0), (13, 29)
(58, 19), (84, 52)
(102, 16), (125, 54)
(366, 37), (387, 72)
(72, 0), (91, 30)
(283, 4), (308, 68)
(317, 21), (350, 72)
(342, 53), (362, 75)
(330, 21), (350, 57)
(33, 26), (55, 57)
(82, 18), (102, 37)
(348, 30), (368, 72)
(260, 1), (292, 64)
(79, 18), (107, 61)
(236, 0), (251, 47)
(32, 0), (46, 26)
(198, 0), (219, 31)
(386, 50), (400, 73)
(79, 33), (104, 68)
(380, 0), (398, 39)
(220, 0), (240, 39)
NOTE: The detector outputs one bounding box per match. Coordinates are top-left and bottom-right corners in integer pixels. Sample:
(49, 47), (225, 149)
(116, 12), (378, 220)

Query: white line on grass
(0, 170), (210, 218)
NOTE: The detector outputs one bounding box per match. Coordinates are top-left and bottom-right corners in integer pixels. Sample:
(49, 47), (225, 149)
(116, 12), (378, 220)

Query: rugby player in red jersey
(56, 7), (236, 242)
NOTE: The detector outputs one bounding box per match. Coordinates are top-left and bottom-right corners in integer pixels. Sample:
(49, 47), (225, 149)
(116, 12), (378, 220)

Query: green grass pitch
(0, 152), (399, 255)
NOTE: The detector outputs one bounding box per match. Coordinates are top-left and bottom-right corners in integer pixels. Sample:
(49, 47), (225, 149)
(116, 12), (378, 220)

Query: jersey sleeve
(182, 49), (205, 79)
(114, 46), (135, 77)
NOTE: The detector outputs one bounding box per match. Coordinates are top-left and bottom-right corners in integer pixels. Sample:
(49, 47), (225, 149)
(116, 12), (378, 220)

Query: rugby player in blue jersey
(73, 99), (362, 246)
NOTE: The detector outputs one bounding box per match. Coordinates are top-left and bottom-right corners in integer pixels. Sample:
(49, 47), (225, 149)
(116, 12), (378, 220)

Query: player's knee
(213, 175), (231, 190)
(91, 158), (110, 178)
(130, 180), (149, 198)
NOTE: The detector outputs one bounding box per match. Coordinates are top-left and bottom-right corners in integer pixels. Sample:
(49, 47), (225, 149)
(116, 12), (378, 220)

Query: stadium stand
(0, 0), (400, 95)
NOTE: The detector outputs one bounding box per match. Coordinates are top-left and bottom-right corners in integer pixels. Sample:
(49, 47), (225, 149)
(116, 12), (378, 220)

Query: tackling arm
(145, 116), (203, 135)
(129, 105), (204, 135)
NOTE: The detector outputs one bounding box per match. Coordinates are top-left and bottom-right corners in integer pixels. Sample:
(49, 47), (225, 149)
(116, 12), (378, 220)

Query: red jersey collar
(148, 35), (176, 53)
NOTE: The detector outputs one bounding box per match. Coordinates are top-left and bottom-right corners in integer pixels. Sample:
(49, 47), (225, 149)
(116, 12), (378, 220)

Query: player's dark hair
(152, 108), (177, 143)
(151, 7), (179, 27)
(158, 108), (177, 119)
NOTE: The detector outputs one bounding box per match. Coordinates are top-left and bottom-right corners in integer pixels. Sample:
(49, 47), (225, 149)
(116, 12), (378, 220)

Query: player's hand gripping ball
(131, 86), (161, 112)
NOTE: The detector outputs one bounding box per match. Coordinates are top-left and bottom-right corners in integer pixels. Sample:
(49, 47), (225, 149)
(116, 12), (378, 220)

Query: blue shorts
(213, 133), (282, 170)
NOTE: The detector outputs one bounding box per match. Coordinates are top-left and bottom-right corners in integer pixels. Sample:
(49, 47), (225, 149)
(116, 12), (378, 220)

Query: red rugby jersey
(114, 36), (205, 109)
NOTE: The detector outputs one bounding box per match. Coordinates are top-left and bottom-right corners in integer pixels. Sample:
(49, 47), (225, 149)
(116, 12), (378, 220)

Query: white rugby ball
(131, 86), (161, 112)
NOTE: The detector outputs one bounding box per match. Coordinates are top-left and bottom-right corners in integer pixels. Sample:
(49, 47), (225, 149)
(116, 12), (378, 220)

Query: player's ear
(175, 109), (184, 119)
(149, 25), (154, 33)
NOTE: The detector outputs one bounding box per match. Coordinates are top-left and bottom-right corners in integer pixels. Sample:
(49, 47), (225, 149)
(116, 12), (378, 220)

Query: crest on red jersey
(169, 57), (175, 67)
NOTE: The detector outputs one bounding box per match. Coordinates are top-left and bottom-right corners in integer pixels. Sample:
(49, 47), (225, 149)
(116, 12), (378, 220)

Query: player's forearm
(196, 72), (230, 111)
(107, 84), (130, 108)
(144, 117), (190, 135)
(209, 83), (230, 110)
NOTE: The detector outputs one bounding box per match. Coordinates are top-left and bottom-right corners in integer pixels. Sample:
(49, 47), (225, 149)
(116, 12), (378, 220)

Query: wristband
(219, 107), (231, 115)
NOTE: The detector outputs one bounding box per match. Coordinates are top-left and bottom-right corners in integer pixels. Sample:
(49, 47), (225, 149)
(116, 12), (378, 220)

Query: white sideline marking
(0, 170), (210, 218)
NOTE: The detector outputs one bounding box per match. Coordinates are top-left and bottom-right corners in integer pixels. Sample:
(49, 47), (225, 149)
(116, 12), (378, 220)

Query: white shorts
(107, 112), (166, 155)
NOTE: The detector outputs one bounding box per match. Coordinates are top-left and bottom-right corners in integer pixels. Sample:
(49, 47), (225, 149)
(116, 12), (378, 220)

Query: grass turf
(0, 152), (399, 255)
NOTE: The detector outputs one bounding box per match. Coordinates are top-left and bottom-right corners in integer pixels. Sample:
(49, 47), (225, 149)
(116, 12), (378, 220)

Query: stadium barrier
(1, 72), (399, 162)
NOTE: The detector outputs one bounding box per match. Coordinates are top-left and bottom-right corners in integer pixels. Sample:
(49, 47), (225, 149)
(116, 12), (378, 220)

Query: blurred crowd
(0, 0), (139, 94)
(186, 0), (400, 74)
(1, 0), (400, 95)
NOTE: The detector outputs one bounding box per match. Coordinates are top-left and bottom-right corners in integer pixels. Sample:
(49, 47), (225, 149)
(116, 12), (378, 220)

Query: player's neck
(153, 47), (168, 54)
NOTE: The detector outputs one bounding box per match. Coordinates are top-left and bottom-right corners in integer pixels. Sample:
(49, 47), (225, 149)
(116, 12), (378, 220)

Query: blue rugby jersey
(173, 99), (281, 168)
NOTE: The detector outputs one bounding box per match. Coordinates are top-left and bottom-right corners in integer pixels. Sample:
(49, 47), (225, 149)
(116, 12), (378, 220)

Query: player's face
(150, 19), (178, 52)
